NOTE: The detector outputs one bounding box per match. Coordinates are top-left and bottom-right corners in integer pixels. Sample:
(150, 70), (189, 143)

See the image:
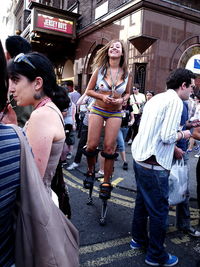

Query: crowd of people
(1, 35), (200, 267)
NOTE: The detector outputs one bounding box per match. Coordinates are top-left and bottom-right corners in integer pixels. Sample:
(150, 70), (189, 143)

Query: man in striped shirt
(130, 68), (196, 267)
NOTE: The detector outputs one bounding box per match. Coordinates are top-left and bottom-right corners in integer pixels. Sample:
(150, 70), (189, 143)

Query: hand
(174, 146), (184, 159)
(183, 130), (192, 139)
(128, 120), (134, 126)
(1, 104), (18, 125)
(102, 95), (113, 104)
(189, 120), (200, 128)
(110, 98), (124, 105)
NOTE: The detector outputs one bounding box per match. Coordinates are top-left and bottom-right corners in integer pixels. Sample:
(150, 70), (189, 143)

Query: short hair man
(65, 80), (81, 130)
(128, 83), (146, 143)
(5, 35), (33, 127)
(5, 35), (32, 60)
(130, 68), (196, 266)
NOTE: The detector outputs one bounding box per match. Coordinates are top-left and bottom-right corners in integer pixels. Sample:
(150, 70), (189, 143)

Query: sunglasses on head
(14, 53), (36, 70)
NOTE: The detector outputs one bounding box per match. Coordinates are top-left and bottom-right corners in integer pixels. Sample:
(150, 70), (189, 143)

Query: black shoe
(179, 226), (200, 237)
(123, 162), (128, 170)
(83, 172), (95, 189)
(99, 183), (113, 200)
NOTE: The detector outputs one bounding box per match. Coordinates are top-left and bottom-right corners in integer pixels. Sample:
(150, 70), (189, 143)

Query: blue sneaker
(145, 253), (178, 266)
(130, 239), (142, 249)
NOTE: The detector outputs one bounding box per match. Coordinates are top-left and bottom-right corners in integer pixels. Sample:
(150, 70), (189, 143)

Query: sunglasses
(14, 53), (36, 70)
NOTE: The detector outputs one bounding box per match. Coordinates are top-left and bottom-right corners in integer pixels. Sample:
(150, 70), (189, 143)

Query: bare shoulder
(30, 104), (61, 124)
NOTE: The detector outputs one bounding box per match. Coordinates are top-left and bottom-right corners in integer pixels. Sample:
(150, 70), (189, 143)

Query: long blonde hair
(92, 39), (128, 80)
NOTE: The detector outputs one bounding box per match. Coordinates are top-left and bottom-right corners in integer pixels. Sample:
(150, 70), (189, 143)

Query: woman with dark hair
(8, 52), (70, 195)
(84, 39), (132, 199)
(0, 39), (21, 267)
(145, 90), (155, 101)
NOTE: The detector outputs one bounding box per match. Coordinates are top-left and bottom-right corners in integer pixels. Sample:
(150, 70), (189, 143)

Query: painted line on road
(171, 236), (190, 245)
(63, 169), (199, 220)
(64, 176), (134, 208)
(80, 236), (131, 254)
(81, 248), (142, 267)
(63, 169), (134, 202)
(112, 177), (124, 187)
(63, 170), (200, 216)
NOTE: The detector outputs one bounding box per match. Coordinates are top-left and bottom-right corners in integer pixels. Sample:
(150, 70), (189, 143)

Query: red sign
(36, 13), (73, 35)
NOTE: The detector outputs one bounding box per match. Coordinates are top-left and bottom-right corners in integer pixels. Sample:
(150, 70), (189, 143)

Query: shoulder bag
(11, 125), (79, 267)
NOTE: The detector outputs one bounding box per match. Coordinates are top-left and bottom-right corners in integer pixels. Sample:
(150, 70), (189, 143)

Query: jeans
(116, 129), (125, 152)
(132, 160), (169, 263)
(116, 127), (128, 152)
(176, 153), (190, 229)
(121, 127), (129, 140)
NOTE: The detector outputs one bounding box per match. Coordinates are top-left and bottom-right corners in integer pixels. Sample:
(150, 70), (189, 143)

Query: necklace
(110, 67), (120, 97)
(34, 97), (52, 110)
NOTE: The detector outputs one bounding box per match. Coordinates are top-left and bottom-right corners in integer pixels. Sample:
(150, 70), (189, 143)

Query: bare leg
(104, 158), (115, 183)
(86, 114), (104, 174)
(120, 151), (127, 162)
(103, 117), (122, 183)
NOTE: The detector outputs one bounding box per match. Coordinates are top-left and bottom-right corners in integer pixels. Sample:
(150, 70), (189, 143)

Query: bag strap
(8, 125), (30, 196)
(10, 124), (25, 151)
(46, 105), (65, 129)
(133, 94), (140, 110)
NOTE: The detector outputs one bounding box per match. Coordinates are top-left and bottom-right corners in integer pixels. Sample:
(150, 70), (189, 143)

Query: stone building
(4, 0), (200, 93)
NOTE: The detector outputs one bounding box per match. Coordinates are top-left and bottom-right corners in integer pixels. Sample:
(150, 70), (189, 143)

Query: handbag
(168, 159), (188, 205)
(11, 125), (79, 267)
(51, 160), (72, 219)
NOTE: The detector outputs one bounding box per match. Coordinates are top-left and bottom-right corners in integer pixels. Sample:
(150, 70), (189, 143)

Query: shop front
(22, 1), (80, 82)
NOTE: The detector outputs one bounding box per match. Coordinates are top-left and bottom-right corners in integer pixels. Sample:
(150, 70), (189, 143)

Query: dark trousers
(132, 160), (169, 263)
(131, 114), (141, 140)
(176, 154), (190, 229)
(74, 125), (88, 164)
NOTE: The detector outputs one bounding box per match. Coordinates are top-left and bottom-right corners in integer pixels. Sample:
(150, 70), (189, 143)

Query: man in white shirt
(130, 68), (196, 267)
(128, 84), (146, 144)
(65, 80), (81, 131)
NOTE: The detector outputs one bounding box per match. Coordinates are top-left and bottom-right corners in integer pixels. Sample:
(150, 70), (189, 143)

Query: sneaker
(66, 152), (72, 160)
(194, 145), (200, 151)
(180, 226), (200, 237)
(145, 253), (178, 266)
(123, 162), (128, 170)
(96, 170), (104, 179)
(67, 162), (79, 170)
(127, 139), (132, 145)
(130, 239), (142, 249)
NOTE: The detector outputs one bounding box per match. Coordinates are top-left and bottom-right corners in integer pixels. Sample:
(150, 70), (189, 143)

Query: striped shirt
(0, 124), (20, 267)
(131, 89), (183, 170)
